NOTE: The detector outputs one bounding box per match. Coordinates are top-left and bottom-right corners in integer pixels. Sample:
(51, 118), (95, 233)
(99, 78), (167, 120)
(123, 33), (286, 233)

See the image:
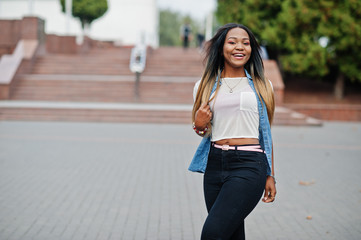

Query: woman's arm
(192, 80), (212, 136)
(262, 143), (277, 203)
(193, 102), (212, 136)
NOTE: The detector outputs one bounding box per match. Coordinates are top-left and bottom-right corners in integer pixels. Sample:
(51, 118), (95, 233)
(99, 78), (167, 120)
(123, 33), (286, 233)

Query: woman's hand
(262, 176), (276, 203)
(194, 102), (212, 130)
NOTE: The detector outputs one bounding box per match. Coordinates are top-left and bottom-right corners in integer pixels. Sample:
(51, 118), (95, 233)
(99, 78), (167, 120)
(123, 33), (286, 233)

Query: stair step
(10, 75), (196, 104)
(0, 101), (322, 126)
(4, 46), (322, 125)
(0, 101), (192, 123)
(31, 47), (204, 76)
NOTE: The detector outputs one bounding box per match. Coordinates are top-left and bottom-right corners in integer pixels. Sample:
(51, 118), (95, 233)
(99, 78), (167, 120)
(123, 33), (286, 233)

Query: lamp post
(65, 0), (72, 34)
(205, 12), (213, 41)
(28, 0), (34, 15)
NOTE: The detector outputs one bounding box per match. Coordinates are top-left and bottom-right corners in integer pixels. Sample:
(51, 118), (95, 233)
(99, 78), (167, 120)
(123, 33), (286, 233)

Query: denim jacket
(188, 69), (273, 175)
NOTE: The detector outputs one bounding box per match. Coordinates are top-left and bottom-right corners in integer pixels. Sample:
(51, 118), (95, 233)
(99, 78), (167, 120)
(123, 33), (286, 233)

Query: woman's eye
(228, 41), (236, 44)
(244, 42), (250, 45)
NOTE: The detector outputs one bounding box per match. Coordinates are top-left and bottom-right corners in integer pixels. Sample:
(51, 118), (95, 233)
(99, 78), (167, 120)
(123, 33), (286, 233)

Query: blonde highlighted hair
(192, 23), (275, 133)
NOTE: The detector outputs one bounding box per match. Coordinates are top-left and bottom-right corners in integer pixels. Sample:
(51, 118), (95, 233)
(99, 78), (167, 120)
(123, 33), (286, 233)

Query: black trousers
(183, 36), (189, 48)
(201, 145), (267, 240)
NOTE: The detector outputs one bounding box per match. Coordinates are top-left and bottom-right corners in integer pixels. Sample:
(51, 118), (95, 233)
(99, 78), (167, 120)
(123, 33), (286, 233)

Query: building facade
(0, 0), (159, 47)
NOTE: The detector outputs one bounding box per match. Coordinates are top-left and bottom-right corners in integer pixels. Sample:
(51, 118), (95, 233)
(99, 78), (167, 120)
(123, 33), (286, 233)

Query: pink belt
(212, 143), (264, 153)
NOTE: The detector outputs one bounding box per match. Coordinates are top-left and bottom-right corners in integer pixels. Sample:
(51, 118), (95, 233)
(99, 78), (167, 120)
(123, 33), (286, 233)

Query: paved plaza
(0, 120), (360, 240)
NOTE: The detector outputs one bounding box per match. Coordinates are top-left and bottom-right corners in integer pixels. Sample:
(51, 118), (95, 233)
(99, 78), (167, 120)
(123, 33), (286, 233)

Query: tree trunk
(334, 72), (345, 100)
(80, 22), (91, 53)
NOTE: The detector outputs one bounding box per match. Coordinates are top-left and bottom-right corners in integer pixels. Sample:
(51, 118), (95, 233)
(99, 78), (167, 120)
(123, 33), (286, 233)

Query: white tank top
(209, 77), (259, 141)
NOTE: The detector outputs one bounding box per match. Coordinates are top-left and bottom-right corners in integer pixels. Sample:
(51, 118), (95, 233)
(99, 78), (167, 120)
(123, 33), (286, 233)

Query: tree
(159, 9), (201, 47)
(60, 0), (108, 31)
(216, 0), (361, 99)
(159, 10), (183, 46)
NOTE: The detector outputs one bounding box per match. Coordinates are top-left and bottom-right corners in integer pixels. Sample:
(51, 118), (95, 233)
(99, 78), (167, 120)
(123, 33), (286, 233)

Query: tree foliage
(159, 10), (183, 46)
(159, 9), (201, 47)
(216, 0), (361, 95)
(60, 0), (108, 28)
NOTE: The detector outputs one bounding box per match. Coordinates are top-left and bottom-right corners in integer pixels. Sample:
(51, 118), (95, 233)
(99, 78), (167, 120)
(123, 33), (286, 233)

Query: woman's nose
(235, 43), (244, 50)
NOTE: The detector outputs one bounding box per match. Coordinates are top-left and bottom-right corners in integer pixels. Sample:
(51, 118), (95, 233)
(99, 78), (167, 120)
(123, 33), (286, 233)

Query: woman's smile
(232, 53), (246, 60)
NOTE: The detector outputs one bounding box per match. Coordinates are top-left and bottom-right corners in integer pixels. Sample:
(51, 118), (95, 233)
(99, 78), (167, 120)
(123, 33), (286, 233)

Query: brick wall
(0, 17), (45, 57)
(0, 19), (21, 56)
(264, 60), (285, 106)
(285, 104), (361, 122)
(46, 34), (78, 54)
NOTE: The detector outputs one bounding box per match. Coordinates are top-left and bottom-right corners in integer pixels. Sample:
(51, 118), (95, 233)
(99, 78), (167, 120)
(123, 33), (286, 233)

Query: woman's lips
(232, 53), (245, 59)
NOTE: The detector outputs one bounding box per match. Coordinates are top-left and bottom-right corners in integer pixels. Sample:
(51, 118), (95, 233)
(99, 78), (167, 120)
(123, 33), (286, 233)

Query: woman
(189, 23), (277, 240)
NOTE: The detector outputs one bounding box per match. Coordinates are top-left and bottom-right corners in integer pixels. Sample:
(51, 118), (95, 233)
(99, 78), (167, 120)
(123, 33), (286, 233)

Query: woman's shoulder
(267, 79), (274, 92)
(194, 79), (201, 88)
(193, 79), (202, 101)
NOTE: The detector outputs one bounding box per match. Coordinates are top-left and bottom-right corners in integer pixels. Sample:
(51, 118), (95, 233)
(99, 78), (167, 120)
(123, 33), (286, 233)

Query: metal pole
(28, 0), (34, 15)
(134, 72), (141, 101)
(65, 0), (72, 34)
(205, 12), (213, 41)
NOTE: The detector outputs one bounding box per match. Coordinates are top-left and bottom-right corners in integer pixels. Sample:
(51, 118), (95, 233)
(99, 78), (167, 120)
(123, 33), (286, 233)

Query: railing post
(129, 44), (146, 101)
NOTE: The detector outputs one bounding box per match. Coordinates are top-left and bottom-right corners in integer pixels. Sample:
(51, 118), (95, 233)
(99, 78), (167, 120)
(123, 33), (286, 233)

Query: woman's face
(222, 27), (252, 71)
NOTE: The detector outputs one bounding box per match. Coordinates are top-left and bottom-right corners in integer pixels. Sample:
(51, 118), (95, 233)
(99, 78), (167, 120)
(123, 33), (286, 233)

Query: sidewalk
(0, 121), (360, 240)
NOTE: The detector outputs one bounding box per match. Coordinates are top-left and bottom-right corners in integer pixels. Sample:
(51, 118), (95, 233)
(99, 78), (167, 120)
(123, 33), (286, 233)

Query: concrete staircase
(9, 47), (200, 104)
(0, 46), (321, 126)
(143, 47), (204, 77)
(9, 74), (195, 104)
(31, 48), (133, 75)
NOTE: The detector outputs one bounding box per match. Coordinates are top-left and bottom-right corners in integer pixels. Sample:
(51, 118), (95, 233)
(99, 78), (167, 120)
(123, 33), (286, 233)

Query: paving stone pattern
(0, 121), (360, 240)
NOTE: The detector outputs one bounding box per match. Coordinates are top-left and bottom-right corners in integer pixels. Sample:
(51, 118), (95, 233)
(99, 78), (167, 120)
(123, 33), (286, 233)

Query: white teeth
(234, 54), (244, 57)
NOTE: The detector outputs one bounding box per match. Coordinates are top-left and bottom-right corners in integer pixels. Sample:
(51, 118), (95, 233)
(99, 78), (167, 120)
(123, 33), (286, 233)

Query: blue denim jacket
(188, 69), (273, 175)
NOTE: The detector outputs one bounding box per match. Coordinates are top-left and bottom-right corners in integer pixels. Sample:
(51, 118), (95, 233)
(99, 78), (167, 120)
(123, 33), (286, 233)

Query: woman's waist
(213, 138), (259, 146)
(211, 118), (259, 142)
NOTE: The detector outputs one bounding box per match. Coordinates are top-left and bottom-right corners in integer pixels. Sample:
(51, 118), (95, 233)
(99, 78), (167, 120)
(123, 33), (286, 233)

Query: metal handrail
(129, 44), (146, 74)
(129, 43), (147, 100)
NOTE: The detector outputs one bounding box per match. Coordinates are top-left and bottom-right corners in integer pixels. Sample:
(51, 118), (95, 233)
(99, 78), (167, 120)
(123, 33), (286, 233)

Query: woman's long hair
(192, 23), (275, 133)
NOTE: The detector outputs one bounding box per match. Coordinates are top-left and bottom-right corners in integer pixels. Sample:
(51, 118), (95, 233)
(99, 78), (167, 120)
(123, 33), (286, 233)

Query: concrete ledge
(0, 40), (38, 99)
(0, 100), (193, 111)
(0, 100), (322, 126)
(16, 74), (199, 83)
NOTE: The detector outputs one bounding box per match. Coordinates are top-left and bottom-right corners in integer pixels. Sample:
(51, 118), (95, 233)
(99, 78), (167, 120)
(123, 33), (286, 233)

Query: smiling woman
(189, 23), (276, 240)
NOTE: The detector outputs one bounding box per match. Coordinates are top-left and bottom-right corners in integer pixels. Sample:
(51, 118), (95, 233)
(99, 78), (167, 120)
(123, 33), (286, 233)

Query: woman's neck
(221, 66), (246, 78)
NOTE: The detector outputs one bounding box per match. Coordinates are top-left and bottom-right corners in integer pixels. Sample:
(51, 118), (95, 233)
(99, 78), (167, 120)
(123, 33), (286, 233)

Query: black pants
(183, 36), (189, 48)
(201, 145), (267, 240)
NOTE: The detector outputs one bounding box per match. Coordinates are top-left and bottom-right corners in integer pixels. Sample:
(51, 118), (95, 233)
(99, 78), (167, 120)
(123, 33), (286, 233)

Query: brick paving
(0, 121), (360, 240)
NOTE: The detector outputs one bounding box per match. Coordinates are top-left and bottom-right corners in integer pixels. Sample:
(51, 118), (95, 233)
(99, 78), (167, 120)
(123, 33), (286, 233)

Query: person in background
(189, 23), (276, 240)
(180, 21), (192, 49)
(197, 32), (205, 50)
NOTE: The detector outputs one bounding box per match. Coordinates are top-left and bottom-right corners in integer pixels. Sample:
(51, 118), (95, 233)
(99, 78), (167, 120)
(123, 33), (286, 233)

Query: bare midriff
(214, 138), (259, 146)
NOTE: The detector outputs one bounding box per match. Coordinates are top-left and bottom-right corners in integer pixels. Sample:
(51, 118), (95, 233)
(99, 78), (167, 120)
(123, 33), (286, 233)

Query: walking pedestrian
(180, 22), (192, 49)
(189, 23), (277, 240)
